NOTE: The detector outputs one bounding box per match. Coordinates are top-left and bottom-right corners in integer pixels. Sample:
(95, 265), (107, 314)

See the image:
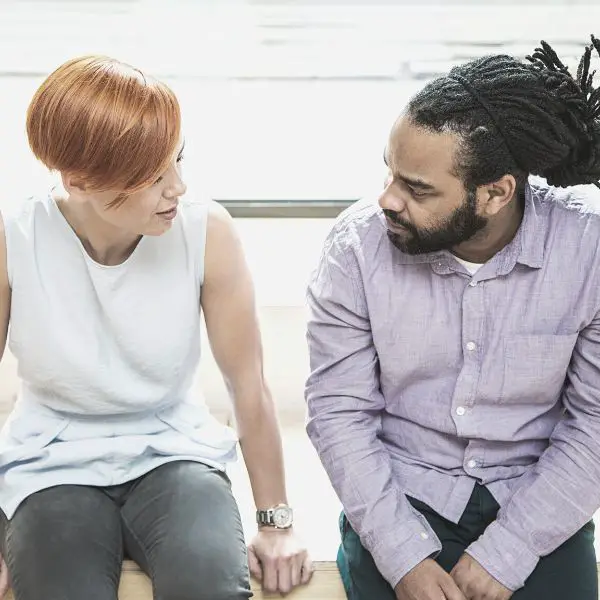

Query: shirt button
(469, 280), (477, 287)
(456, 406), (466, 416)
(467, 459), (478, 469)
(420, 532), (429, 540)
(466, 341), (477, 351)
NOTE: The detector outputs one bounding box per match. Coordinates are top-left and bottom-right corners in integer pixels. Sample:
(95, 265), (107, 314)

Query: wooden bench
(5, 560), (346, 599)
(5, 560), (600, 598)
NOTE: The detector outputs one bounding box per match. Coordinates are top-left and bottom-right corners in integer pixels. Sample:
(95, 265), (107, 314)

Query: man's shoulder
(530, 177), (600, 238)
(329, 197), (386, 249)
(531, 177), (600, 217)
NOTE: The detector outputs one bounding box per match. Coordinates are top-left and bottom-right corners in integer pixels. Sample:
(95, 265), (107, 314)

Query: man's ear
(477, 174), (517, 217)
(61, 172), (88, 195)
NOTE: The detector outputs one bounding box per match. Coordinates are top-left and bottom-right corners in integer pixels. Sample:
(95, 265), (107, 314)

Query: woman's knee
(151, 520), (251, 600)
(126, 462), (252, 599)
(153, 559), (252, 600)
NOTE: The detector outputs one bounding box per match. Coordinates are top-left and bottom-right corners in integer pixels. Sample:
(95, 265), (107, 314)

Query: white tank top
(0, 193), (238, 518)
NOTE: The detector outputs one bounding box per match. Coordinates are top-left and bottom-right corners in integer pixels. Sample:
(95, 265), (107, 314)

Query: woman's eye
(154, 154), (184, 185)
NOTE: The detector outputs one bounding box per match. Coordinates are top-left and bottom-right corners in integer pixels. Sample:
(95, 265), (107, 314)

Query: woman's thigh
(0, 485), (123, 600)
(121, 461), (252, 600)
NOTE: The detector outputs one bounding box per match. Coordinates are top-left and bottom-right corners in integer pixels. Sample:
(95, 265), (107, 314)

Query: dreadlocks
(407, 35), (600, 190)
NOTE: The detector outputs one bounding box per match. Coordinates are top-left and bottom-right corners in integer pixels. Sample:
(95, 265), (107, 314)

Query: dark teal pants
(338, 484), (597, 600)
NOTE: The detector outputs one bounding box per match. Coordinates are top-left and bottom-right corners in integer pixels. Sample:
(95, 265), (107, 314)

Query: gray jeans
(0, 461), (252, 600)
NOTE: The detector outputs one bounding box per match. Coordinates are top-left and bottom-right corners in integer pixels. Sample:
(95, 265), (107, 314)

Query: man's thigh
(337, 488), (497, 599)
(338, 503), (470, 600)
(337, 512), (396, 600)
(121, 460), (252, 600)
(0, 485), (122, 600)
(514, 521), (597, 600)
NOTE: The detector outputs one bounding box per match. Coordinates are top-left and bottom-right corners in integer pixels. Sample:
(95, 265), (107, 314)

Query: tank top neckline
(47, 191), (147, 271)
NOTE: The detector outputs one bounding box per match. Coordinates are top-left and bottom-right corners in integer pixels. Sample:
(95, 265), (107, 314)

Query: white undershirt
(453, 255), (484, 275)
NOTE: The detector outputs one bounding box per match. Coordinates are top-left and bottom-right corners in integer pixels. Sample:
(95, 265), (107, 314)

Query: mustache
(382, 209), (411, 229)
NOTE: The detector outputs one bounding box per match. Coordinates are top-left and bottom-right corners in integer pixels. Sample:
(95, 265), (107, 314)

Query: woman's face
(87, 141), (187, 237)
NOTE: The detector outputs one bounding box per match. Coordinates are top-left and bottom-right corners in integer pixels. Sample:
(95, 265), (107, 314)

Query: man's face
(379, 115), (487, 255)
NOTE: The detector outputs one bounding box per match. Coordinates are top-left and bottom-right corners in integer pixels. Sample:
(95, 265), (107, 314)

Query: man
(306, 37), (600, 600)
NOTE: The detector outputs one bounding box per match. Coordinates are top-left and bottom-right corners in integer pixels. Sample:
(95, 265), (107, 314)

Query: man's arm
(305, 228), (442, 587)
(466, 313), (600, 591)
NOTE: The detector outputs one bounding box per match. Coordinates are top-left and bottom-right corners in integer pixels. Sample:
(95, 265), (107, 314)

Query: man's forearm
(307, 404), (442, 587)
(467, 425), (600, 590)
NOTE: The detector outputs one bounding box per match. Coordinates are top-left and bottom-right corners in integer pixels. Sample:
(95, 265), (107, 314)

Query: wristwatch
(256, 504), (294, 529)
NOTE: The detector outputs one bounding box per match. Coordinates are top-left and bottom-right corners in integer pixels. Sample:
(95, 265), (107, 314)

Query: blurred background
(0, 0), (598, 560)
(1, 0), (597, 303)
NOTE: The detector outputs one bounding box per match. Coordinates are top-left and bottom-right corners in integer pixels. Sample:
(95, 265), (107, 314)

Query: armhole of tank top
(195, 200), (210, 288)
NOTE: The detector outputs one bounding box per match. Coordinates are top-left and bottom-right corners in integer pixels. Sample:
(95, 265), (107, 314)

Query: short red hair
(26, 55), (181, 194)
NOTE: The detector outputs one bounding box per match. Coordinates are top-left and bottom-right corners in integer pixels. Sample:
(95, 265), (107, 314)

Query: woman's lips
(157, 206), (178, 220)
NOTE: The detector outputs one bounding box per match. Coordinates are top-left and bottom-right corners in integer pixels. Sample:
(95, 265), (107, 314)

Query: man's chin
(387, 230), (424, 255)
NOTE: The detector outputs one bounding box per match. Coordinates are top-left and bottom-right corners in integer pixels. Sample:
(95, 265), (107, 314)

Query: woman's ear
(61, 172), (88, 195)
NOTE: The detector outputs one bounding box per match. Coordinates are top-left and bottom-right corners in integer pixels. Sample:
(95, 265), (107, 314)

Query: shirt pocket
(500, 333), (578, 404)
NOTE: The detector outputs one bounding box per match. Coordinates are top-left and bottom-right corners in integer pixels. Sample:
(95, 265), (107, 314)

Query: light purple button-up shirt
(305, 179), (600, 591)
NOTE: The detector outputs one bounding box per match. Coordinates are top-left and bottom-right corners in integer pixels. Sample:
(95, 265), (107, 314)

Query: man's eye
(409, 186), (428, 198)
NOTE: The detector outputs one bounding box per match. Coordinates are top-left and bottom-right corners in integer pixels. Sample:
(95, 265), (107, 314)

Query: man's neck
(452, 191), (525, 264)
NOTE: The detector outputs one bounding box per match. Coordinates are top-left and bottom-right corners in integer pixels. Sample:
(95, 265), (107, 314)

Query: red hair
(27, 55), (181, 195)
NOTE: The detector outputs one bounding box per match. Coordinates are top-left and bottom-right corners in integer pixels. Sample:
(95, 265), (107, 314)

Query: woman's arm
(0, 214), (10, 360)
(200, 202), (311, 594)
(200, 201), (285, 509)
(0, 214), (12, 597)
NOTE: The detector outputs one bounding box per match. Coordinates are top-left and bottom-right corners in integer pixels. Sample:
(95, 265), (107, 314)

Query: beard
(383, 190), (488, 255)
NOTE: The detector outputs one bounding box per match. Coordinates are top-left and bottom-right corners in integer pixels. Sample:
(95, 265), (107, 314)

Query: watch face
(272, 505), (293, 528)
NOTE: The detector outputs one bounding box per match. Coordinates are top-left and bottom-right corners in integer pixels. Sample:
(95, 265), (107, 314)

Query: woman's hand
(248, 528), (313, 595)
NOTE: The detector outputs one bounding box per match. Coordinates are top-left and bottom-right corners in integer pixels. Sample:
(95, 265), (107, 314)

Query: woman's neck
(53, 190), (141, 266)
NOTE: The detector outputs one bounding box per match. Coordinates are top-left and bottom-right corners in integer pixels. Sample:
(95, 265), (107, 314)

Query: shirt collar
(391, 182), (546, 271)
(512, 182), (545, 269)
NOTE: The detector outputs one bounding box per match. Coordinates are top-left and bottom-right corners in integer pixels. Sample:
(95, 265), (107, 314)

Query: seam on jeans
(120, 513), (157, 587)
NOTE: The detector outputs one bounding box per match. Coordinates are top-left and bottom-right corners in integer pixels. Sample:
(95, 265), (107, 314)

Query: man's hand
(395, 558), (467, 600)
(248, 528), (313, 595)
(451, 554), (512, 600)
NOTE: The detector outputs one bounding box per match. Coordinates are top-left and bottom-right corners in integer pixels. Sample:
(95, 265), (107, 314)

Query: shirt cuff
(369, 513), (442, 588)
(466, 520), (539, 591)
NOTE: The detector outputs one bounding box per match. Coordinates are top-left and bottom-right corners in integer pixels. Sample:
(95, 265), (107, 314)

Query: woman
(0, 55), (312, 599)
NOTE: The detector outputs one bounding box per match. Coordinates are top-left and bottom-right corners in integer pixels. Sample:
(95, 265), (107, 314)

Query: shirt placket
(452, 274), (488, 477)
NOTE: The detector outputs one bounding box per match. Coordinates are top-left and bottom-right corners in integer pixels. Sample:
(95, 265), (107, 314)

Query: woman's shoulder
(0, 194), (51, 234)
(0, 195), (52, 289)
(178, 197), (235, 249)
(178, 196), (227, 223)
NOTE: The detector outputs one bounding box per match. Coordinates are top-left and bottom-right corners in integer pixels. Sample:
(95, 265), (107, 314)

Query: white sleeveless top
(0, 193), (238, 518)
